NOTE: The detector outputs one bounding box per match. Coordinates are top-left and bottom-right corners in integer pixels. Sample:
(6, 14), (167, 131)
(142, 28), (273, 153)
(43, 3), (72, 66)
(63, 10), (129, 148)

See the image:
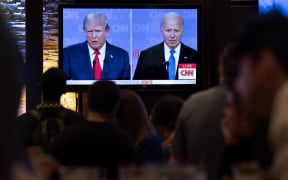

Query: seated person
(150, 95), (183, 159)
(116, 90), (165, 164)
(16, 68), (85, 149)
(50, 81), (134, 178)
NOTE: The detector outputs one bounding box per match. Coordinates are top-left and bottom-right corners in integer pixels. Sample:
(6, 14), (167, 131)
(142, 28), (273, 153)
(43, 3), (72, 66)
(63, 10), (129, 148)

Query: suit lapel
(82, 42), (94, 79)
(159, 42), (168, 78)
(159, 42), (166, 67)
(179, 43), (191, 64)
(102, 42), (113, 79)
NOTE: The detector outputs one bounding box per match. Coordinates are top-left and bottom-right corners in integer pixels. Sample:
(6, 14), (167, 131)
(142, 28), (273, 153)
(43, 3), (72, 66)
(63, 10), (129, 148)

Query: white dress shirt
(164, 43), (181, 76)
(88, 42), (106, 70)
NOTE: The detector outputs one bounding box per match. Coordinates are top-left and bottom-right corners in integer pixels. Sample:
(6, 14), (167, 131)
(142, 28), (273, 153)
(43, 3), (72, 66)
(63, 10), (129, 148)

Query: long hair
(116, 90), (156, 145)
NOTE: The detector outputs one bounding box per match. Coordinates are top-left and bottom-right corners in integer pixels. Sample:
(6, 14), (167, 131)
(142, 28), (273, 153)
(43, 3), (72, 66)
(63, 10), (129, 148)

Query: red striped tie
(93, 51), (101, 80)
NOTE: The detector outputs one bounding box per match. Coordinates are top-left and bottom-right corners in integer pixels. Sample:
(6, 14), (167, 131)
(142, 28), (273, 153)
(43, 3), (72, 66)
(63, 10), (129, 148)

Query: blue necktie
(168, 49), (176, 80)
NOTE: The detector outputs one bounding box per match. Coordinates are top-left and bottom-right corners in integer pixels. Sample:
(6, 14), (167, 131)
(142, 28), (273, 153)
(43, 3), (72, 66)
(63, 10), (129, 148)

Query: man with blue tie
(63, 14), (130, 80)
(133, 12), (197, 80)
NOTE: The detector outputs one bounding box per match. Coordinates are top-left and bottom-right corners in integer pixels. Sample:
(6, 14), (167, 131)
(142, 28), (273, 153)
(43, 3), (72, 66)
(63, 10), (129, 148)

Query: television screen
(259, 0), (288, 16)
(59, 5), (198, 86)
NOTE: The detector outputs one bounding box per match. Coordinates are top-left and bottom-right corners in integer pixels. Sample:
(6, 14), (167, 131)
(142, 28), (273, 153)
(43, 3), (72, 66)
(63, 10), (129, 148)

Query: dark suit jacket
(133, 42), (197, 80)
(63, 41), (130, 80)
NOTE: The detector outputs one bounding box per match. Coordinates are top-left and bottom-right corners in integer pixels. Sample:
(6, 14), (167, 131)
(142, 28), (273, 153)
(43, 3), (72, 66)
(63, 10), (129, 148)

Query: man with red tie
(63, 14), (130, 80)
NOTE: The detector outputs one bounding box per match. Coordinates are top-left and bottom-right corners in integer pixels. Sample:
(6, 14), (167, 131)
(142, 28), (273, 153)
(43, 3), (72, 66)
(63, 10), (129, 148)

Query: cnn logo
(180, 69), (194, 76)
(178, 64), (196, 80)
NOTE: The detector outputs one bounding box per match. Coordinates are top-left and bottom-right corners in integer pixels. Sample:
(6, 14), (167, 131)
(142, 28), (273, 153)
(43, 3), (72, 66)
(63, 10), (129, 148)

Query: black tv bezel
(58, 4), (201, 92)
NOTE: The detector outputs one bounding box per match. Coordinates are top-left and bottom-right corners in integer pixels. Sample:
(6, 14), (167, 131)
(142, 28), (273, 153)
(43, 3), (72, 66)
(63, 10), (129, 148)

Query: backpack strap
(53, 108), (71, 131)
(28, 108), (70, 123)
(28, 109), (44, 123)
(28, 108), (71, 146)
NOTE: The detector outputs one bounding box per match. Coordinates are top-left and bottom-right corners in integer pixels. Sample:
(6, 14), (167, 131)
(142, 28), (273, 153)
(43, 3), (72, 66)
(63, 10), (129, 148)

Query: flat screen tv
(58, 4), (199, 90)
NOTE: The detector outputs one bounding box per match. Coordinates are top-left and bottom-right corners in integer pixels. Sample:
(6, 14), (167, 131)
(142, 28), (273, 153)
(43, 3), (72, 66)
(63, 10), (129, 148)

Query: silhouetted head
(151, 95), (183, 132)
(40, 68), (66, 101)
(233, 10), (288, 120)
(88, 81), (120, 114)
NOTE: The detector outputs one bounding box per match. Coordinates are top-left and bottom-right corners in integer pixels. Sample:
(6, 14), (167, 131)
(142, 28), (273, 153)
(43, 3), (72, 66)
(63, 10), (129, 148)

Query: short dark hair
(88, 81), (120, 114)
(235, 10), (288, 74)
(151, 95), (183, 131)
(40, 68), (66, 101)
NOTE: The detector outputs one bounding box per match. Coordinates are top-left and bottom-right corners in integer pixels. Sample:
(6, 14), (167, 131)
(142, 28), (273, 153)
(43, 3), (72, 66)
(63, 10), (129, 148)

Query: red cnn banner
(178, 64), (196, 80)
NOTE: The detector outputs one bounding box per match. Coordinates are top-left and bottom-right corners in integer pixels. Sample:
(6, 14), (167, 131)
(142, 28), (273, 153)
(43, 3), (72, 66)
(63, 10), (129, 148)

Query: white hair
(161, 12), (184, 28)
(83, 13), (109, 31)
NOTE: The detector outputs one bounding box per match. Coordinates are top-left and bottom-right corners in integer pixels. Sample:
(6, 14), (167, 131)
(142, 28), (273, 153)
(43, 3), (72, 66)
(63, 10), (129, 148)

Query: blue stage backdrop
(63, 8), (197, 79)
(63, 8), (130, 53)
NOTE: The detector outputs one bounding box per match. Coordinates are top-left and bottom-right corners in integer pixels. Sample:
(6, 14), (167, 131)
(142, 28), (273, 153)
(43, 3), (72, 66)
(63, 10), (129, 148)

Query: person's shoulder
(57, 120), (86, 137)
(100, 122), (133, 147)
(16, 111), (36, 126)
(64, 41), (86, 51)
(136, 133), (165, 160)
(106, 123), (131, 138)
(18, 109), (46, 121)
(185, 85), (227, 106)
(178, 86), (227, 122)
(106, 42), (128, 55)
(60, 107), (86, 124)
(51, 121), (87, 149)
(61, 107), (83, 116)
(141, 43), (163, 55)
(17, 112), (33, 120)
(181, 43), (197, 53)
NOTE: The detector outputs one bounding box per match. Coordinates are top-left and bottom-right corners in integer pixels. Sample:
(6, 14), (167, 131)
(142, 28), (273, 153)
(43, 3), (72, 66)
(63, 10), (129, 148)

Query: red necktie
(93, 51), (101, 80)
